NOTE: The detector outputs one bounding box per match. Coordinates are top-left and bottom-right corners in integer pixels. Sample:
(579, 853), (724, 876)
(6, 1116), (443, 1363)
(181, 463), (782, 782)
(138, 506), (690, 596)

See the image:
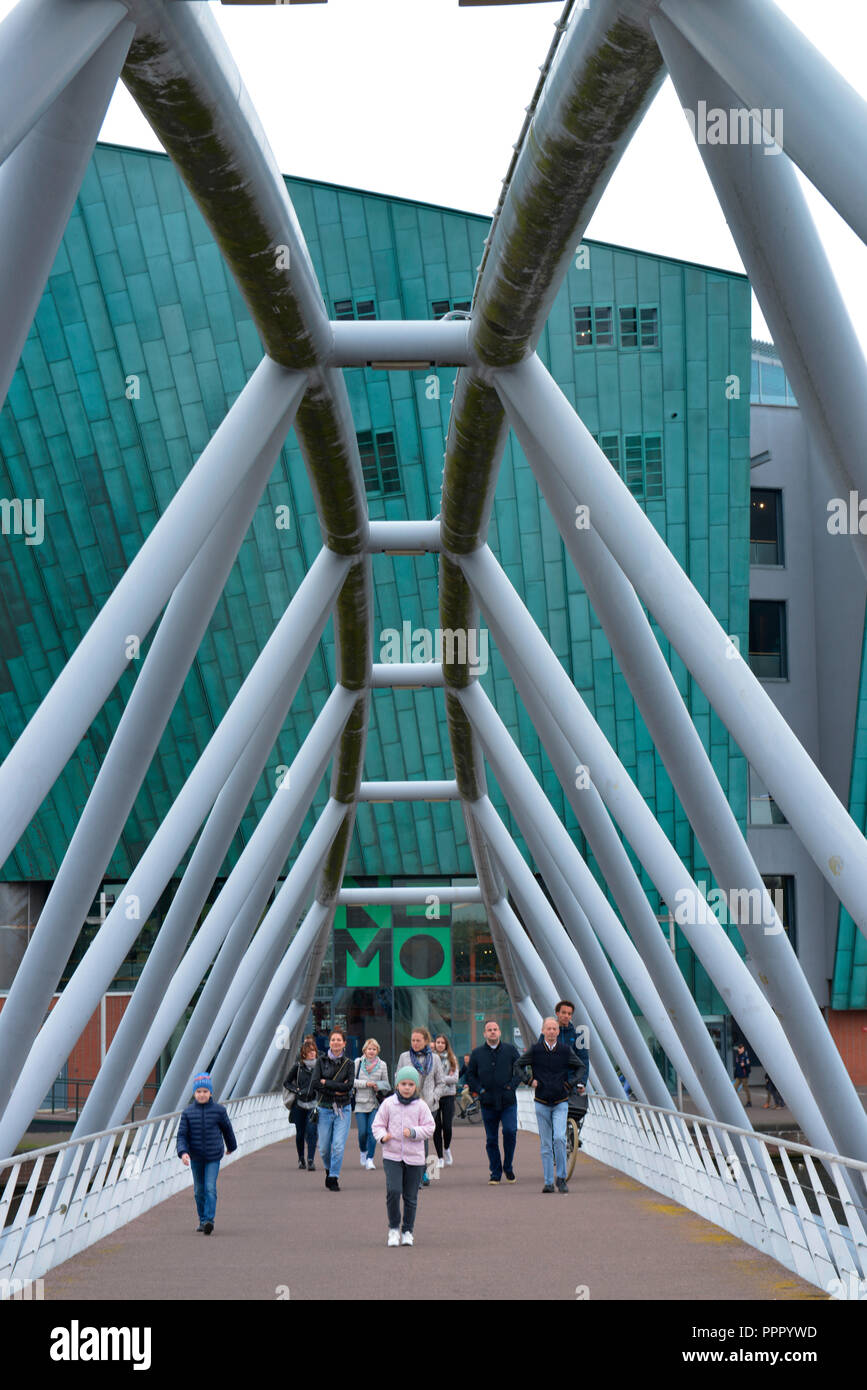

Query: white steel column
(658, 0), (867, 245)
(0, 361), (309, 864)
(0, 15), (135, 411)
(457, 540), (840, 1156)
(472, 793), (673, 1109)
(237, 899), (335, 1098)
(0, 551), (348, 1157)
(0, 0), (129, 165)
(496, 357), (867, 947)
(509, 397), (867, 1160)
(493, 614), (744, 1122)
(0, 435), (284, 1118)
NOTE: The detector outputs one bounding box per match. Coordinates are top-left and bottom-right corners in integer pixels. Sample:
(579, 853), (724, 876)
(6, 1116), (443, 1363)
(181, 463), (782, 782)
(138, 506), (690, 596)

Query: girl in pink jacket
(372, 1067), (436, 1246)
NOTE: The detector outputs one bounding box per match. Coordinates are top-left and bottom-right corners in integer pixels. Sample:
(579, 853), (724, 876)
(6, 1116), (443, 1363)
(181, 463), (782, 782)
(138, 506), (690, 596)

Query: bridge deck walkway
(45, 1125), (825, 1301)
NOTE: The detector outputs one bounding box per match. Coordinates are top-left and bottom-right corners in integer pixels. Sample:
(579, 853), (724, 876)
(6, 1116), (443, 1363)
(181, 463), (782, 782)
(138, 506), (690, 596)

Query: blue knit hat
(192, 1073), (213, 1095)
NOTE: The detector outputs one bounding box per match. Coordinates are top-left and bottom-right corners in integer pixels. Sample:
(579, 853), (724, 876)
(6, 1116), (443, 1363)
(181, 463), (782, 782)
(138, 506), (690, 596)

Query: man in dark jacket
(177, 1072), (237, 1234)
(520, 1017), (582, 1193)
(466, 1020), (521, 1184)
(554, 1000), (590, 1093)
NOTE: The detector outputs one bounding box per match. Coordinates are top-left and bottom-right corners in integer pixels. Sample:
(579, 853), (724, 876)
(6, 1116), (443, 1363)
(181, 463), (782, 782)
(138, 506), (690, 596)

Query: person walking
(176, 1072), (237, 1234)
(283, 1038), (320, 1171)
(733, 1042), (753, 1108)
(397, 1026), (446, 1186)
(519, 1017), (582, 1194)
(432, 1034), (458, 1168)
(554, 1000), (590, 1087)
(354, 1037), (390, 1170)
(466, 1019), (521, 1185)
(763, 1073), (784, 1109)
(310, 1027), (355, 1190)
(372, 1067), (436, 1246)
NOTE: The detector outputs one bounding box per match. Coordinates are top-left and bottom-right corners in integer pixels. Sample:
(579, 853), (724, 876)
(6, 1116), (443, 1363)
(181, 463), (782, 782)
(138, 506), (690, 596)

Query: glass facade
(304, 881), (519, 1077)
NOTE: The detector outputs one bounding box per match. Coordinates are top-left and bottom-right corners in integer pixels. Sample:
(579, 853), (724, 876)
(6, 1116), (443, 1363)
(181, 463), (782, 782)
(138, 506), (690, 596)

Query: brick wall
(827, 1010), (867, 1086)
(0, 992), (159, 1110)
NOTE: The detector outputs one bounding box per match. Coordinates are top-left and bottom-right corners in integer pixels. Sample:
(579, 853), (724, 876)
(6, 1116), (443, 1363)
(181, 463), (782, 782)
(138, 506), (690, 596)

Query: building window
(591, 432), (662, 499)
(749, 766), (788, 825)
(357, 429), (401, 496)
(619, 306), (638, 348)
(624, 434), (644, 495)
(762, 874), (796, 952)
(431, 298), (471, 317)
(749, 600), (787, 678)
(750, 488), (783, 565)
(573, 305), (592, 347)
(573, 304), (615, 348)
(618, 304), (659, 349)
(333, 297), (377, 320)
(592, 433), (621, 474)
(639, 306), (659, 348)
(595, 305), (615, 347)
(644, 434), (663, 498)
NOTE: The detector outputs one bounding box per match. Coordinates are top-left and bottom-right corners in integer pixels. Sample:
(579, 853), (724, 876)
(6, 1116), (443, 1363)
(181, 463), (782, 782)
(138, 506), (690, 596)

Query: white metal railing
(0, 1091), (289, 1294)
(517, 1089), (867, 1297)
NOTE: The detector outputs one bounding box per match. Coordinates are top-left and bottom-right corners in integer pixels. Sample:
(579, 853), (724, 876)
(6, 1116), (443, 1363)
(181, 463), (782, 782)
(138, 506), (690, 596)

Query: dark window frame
(748, 599), (788, 680)
(750, 488), (784, 566)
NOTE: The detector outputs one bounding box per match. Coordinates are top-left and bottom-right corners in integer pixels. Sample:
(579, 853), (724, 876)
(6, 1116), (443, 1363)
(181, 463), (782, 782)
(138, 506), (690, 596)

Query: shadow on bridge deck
(44, 1127), (826, 1302)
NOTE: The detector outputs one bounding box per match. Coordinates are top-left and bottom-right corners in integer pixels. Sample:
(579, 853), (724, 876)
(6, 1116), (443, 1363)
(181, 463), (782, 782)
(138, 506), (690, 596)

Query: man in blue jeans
(177, 1073), (237, 1234)
(519, 1017), (583, 1193)
(466, 1020), (521, 1184)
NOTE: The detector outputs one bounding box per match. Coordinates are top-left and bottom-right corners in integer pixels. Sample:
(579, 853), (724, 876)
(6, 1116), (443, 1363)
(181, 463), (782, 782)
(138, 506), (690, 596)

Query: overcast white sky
(6, 0), (867, 351)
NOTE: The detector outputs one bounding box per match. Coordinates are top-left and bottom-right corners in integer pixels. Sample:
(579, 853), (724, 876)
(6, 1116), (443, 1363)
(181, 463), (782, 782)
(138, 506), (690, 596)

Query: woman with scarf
(432, 1034), (459, 1168)
(397, 1026), (446, 1186)
(372, 1067), (436, 1245)
(310, 1026), (354, 1191)
(283, 1038), (320, 1170)
(354, 1037), (390, 1170)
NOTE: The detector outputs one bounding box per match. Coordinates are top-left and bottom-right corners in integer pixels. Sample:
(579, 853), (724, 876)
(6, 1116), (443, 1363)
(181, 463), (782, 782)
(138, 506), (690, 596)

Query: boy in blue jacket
(177, 1073), (237, 1234)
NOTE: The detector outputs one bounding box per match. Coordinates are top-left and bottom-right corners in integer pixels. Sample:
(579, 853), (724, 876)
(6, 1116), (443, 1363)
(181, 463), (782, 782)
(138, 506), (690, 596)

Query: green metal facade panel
(0, 145), (751, 1013)
(834, 640), (867, 1008)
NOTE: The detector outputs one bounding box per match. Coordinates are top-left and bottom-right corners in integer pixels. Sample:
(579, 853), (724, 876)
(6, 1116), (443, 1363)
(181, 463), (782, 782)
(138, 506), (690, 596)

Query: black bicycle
(565, 1094), (588, 1179)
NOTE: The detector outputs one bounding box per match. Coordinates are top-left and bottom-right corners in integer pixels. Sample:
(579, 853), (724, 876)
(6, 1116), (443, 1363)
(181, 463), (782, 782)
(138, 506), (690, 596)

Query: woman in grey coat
(398, 1026), (446, 1186)
(354, 1038), (390, 1170)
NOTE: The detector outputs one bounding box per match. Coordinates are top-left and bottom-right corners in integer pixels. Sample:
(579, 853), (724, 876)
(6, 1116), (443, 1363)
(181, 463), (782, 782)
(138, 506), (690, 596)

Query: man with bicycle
(519, 1017), (584, 1193)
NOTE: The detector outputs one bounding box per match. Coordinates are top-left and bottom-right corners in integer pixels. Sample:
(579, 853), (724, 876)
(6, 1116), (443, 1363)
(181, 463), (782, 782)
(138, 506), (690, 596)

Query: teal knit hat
(395, 1067), (420, 1090)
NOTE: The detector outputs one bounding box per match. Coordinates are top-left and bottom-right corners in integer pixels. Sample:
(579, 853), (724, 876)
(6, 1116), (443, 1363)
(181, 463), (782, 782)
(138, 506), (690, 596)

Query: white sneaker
(444, 1149), (453, 1166)
(365, 1158), (376, 1170)
(401, 1231), (414, 1246)
(361, 1154), (368, 1167)
(437, 1157), (444, 1168)
(387, 1229), (400, 1247)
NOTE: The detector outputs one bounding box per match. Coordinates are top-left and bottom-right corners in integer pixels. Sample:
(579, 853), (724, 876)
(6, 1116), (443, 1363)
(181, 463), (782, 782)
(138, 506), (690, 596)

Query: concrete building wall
(748, 395), (867, 1008)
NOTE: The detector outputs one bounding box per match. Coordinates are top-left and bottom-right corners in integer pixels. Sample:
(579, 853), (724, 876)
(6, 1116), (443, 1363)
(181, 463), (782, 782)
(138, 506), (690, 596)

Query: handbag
(281, 1066), (299, 1110)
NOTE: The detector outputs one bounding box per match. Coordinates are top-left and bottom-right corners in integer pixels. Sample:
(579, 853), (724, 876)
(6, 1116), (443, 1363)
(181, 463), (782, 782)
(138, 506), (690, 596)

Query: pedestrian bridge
(1, 1089), (864, 1299)
(2, 0), (867, 1307)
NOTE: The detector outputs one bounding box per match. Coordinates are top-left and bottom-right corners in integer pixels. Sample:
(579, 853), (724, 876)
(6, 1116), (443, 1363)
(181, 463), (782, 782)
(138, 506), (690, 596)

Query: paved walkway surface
(42, 1123), (828, 1302)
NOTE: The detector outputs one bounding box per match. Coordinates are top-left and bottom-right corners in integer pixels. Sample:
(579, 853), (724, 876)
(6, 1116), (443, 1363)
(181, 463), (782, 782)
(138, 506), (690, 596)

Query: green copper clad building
(0, 142), (754, 1077)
